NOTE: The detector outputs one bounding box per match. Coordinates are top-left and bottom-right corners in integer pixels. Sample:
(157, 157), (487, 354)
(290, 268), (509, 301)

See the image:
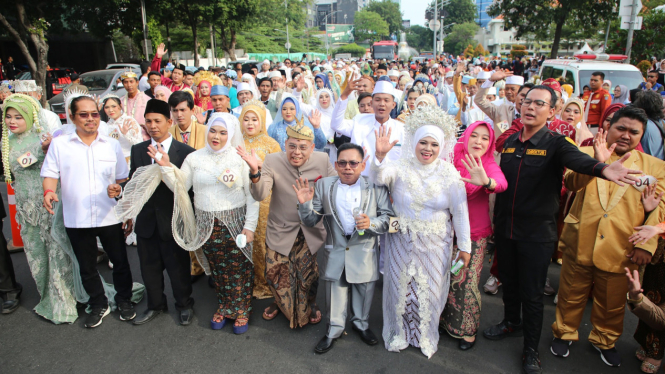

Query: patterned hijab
(2, 94), (42, 182)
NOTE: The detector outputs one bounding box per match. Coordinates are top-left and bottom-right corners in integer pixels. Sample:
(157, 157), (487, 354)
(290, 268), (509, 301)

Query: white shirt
(330, 98), (404, 176)
(335, 178), (362, 235)
(41, 131), (129, 228)
(150, 134), (173, 164)
(139, 75), (150, 91)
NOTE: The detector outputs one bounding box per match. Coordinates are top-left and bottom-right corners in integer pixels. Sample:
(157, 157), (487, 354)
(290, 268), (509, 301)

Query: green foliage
(354, 10), (389, 44)
(443, 22), (479, 56)
(606, 10), (665, 65)
(406, 25), (434, 52)
(427, 0), (476, 26)
(366, 1), (403, 35)
(236, 27), (324, 54)
(333, 43), (367, 57)
(488, 0), (614, 57)
(510, 44), (528, 59)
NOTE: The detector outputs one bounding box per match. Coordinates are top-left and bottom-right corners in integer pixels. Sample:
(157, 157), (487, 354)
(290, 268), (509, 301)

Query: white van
(539, 54), (644, 98)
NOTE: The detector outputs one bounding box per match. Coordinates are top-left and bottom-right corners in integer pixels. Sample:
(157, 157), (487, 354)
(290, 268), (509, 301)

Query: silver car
(48, 68), (140, 123)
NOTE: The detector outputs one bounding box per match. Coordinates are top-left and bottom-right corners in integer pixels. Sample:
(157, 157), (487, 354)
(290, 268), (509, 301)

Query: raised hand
(156, 43), (168, 59)
(642, 183), (664, 213)
(341, 78), (363, 100)
(236, 145), (261, 174)
(601, 152), (641, 187)
(308, 109), (321, 129)
(455, 63), (465, 75)
(460, 154), (490, 187)
(593, 128), (616, 163)
(489, 70), (513, 82)
(374, 125), (398, 163)
(574, 119), (593, 145)
(147, 143), (171, 167)
(292, 177), (314, 204)
(119, 118), (132, 135)
(625, 267), (643, 300)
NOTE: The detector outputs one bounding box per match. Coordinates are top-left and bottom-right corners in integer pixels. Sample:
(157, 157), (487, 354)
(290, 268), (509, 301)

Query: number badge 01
(388, 217), (400, 233)
(218, 169), (238, 188)
(17, 151), (38, 168)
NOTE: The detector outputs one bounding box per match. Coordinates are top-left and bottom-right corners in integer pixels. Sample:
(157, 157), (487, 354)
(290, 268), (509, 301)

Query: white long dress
(106, 114), (143, 162)
(371, 157), (471, 358)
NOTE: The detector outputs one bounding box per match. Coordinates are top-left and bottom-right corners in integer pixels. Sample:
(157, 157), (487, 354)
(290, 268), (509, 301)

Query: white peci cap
(506, 75), (525, 86)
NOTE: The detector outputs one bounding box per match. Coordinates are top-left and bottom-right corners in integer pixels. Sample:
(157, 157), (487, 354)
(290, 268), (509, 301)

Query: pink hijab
(454, 121), (499, 179)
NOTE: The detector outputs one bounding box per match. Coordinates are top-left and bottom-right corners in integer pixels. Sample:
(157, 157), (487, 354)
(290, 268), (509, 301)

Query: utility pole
(140, 0), (150, 58)
(439, 15), (444, 55)
(433, 0), (438, 54)
(285, 0), (291, 59)
(625, 0), (638, 61)
(209, 24), (215, 67)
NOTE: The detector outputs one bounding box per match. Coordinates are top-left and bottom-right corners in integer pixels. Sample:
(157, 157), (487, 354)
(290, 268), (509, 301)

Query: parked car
(48, 69), (133, 123)
(539, 54), (644, 98)
(106, 63), (141, 71)
(16, 68), (78, 97)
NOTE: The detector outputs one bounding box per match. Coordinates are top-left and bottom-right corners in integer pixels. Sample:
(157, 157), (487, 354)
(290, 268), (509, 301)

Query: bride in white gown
(371, 105), (472, 358)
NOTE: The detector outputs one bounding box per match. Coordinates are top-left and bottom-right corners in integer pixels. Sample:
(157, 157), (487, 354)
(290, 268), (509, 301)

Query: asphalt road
(0, 185), (647, 373)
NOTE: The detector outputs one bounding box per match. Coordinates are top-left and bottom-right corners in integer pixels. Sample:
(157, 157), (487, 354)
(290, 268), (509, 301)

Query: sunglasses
(336, 161), (361, 168)
(77, 112), (100, 119)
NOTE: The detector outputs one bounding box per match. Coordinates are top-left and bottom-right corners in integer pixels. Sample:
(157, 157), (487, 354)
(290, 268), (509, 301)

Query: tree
(474, 43), (487, 57)
(463, 44), (475, 58)
(406, 25), (434, 52)
(487, 0), (614, 58)
(443, 22), (479, 56)
(366, 1), (404, 35)
(334, 43), (368, 57)
(510, 45), (528, 59)
(354, 10), (389, 44)
(606, 9), (665, 65)
(426, 0), (476, 26)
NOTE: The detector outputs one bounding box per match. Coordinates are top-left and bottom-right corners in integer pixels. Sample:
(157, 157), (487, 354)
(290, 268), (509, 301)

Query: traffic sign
(428, 19), (440, 31)
(620, 15), (643, 30)
(285, 42), (291, 49)
(619, 0), (642, 16)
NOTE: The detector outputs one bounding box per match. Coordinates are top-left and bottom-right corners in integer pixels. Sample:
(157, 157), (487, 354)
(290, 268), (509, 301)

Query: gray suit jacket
(298, 176), (394, 284)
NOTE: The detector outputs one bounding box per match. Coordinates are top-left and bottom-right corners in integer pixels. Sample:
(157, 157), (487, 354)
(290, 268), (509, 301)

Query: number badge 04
(17, 151), (38, 168)
(633, 175), (657, 192)
(218, 169), (238, 188)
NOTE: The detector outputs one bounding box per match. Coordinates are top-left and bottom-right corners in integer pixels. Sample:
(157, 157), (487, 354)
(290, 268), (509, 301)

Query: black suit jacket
(128, 138), (195, 241)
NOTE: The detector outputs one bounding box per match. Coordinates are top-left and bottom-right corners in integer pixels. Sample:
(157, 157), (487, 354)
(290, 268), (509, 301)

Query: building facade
(475, 0), (492, 27)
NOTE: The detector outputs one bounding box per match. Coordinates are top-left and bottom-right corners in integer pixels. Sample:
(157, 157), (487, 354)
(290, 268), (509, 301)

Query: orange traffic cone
(6, 182), (23, 252)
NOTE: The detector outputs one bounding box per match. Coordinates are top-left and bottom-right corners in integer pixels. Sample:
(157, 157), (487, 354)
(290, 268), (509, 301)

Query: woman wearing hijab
(148, 112), (260, 334)
(2, 94), (84, 323)
(560, 98), (593, 145)
(441, 121), (507, 350)
(268, 95), (326, 151)
(241, 73), (260, 99)
(100, 95), (144, 162)
(153, 85), (172, 103)
(372, 105), (472, 358)
(239, 100), (281, 299)
(193, 72), (222, 111)
(612, 85), (629, 105)
(301, 88), (336, 158)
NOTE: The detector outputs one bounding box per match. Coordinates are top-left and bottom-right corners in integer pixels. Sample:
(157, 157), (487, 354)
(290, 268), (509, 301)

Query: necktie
(181, 132), (190, 144)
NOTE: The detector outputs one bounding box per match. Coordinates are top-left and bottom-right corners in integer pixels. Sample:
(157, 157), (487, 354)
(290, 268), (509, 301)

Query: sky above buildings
(401, 0), (429, 26)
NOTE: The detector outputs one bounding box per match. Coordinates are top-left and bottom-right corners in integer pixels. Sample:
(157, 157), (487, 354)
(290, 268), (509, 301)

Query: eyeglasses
(336, 161), (361, 168)
(76, 112), (100, 119)
(287, 144), (310, 152)
(522, 99), (551, 109)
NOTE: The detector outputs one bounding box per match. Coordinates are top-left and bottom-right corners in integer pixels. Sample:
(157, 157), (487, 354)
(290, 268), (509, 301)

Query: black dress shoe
(133, 308), (166, 325)
(353, 326), (378, 345)
(179, 309), (194, 326)
(1, 288), (21, 315)
(522, 347), (543, 374)
(483, 319), (523, 340)
(191, 273), (204, 284)
(459, 338), (476, 350)
(314, 336), (337, 354)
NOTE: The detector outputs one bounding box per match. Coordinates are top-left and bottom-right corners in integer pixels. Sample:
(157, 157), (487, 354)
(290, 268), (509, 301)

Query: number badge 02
(17, 151), (38, 168)
(218, 169), (238, 188)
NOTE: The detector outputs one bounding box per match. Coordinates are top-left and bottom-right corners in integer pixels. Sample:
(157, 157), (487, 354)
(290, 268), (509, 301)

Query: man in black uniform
(482, 85), (641, 374)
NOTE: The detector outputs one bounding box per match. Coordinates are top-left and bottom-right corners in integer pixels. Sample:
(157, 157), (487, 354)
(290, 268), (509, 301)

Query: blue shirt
(268, 120), (327, 151)
(639, 82), (664, 92)
(640, 119), (665, 160)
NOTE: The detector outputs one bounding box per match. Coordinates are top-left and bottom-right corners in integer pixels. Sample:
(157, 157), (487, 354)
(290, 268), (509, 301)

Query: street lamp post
(433, 0), (437, 55)
(285, 0), (291, 59)
(324, 10), (342, 59)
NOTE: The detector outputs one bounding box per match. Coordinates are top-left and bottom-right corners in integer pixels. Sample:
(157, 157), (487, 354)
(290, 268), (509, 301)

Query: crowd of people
(2, 48), (665, 374)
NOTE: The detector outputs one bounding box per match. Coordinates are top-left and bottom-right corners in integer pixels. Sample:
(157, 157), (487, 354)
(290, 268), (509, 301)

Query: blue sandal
(211, 314), (227, 330)
(233, 318), (249, 334)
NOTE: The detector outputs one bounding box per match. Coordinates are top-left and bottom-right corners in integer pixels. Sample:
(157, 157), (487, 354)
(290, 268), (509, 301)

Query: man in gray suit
(295, 143), (394, 354)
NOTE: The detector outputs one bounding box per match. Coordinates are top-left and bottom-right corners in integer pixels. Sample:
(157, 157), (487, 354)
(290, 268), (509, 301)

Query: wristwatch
(249, 170), (261, 179)
(483, 178), (493, 190)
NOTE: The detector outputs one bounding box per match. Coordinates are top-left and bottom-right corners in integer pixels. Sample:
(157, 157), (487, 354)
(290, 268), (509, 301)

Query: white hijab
(413, 125), (445, 160)
(206, 112), (243, 154)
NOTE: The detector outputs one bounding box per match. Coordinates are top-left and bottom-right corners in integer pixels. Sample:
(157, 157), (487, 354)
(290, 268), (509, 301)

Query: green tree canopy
(354, 10), (389, 44)
(487, 0), (614, 58)
(366, 0), (404, 35)
(406, 25), (434, 52)
(334, 43), (368, 57)
(606, 9), (665, 65)
(426, 0), (476, 25)
(443, 22), (479, 56)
